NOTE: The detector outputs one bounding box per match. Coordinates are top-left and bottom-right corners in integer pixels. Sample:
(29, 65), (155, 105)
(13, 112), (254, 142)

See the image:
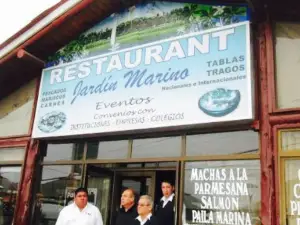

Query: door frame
(84, 163), (180, 225)
(109, 170), (156, 225)
(112, 170), (156, 204)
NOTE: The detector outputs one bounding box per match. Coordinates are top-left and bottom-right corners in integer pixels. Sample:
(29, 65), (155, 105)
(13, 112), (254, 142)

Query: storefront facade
(0, 0), (300, 225)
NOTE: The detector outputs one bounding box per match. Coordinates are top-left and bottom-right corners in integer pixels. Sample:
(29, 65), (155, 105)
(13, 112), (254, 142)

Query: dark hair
(161, 180), (174, 186)
(74, 187), (88, 196)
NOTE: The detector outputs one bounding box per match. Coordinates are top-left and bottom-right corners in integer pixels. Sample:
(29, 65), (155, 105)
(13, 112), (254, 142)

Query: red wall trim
(28, 76), (41, 135)
(273, 123), (300, 129)
(273, 107), (300, 114)
(0, 135), (31, 141)
(14, 140), (39, 225)
(265, 22), (276, 113)
(258, 21), (276, 225)
(0, 137), (30, 147)
(270, 114), (300, 125)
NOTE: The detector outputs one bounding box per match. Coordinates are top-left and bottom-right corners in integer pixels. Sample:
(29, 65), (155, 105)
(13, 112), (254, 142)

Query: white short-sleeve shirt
(55, 203), (103, 225)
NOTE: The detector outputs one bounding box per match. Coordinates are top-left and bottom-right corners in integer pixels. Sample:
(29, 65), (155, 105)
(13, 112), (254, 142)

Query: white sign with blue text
(32, 22), (253, 138)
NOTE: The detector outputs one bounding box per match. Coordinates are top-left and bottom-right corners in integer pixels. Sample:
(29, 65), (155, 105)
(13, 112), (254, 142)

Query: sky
(0, 0), (60, 44)
(0, 1), (182, 44)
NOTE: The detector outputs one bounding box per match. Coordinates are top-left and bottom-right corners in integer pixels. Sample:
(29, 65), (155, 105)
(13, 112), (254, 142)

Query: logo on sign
(198, 88), (241, 117)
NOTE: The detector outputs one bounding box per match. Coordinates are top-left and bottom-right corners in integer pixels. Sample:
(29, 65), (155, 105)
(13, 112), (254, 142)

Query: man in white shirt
(55, 187), (103, 225)
(133, 195), (159, 225)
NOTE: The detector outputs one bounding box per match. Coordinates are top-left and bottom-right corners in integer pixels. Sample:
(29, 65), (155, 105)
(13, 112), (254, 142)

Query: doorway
(85, 163), (178, 225)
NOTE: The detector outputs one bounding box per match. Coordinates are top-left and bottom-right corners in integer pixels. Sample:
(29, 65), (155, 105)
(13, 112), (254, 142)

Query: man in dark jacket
(115, 188), (138, 225)
(132, 195), (159, 225)
(155, 180), (175, 225)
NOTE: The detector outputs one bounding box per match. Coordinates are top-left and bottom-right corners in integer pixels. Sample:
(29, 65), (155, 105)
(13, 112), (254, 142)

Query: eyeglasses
(138, 204), (150, 207)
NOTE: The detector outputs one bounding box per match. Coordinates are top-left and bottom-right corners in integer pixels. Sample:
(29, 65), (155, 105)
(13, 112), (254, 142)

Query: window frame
(0, 142), (28, 165)
(278, 127), (300, 225)
(0, 78), (40, 140)
(0, 143), (27, 225)
(272, 21), (300, 113)
(41, 129), (260, 165)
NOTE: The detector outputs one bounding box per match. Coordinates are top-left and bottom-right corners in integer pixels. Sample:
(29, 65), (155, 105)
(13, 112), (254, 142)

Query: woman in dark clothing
(132, 195), (159, 225)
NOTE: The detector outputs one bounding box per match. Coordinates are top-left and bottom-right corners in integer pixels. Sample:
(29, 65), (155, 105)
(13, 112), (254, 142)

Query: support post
(258, 21), (276, 225)
(14, 139), (39, 225)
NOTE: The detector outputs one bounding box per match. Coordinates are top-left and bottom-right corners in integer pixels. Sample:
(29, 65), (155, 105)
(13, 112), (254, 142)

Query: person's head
(137, 195), (153, 217)
(121, 188), (135, 209)
(74, 187), (88, 209)
(161, 180), (174, 198)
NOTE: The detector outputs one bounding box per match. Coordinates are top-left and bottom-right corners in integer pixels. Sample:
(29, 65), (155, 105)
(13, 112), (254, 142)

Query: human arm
(95, 208), (103, 225)
(55, 210), (64, 225)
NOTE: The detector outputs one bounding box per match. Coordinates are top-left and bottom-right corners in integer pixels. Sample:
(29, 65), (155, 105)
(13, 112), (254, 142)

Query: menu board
(183, 161), (261, 225)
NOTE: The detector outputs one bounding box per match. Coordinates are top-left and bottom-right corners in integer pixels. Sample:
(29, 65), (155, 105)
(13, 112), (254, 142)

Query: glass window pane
(0, 147), (25, 161)
(0, 79), (36, 137)
(0, 166), (22, 225)
(183, 160), (261, 225)
(87, 166), (112, 225)
(281, 131), (300, 151)
(132, 136), (181, 158)
(275, 22), (300, 109)
(35, 165), (82, 225)
(44, 143), (84, 161)
(284, 159), (300, 224)
(187, 130), (259, 156)
(86, 140), (128, 159)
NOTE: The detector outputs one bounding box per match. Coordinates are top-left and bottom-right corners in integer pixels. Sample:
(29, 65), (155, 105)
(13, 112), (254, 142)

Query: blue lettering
(71, 77), (117, 104)
(124, 69), (147, 88)
(124, 68), (190, 89)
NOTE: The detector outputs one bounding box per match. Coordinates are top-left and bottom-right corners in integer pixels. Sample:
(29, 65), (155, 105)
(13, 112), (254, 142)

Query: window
(0, 166), (22, 225)
(183, 160), (261, 225)
(284, 160), (300, 225)
(0, 79), (36, 137)
(44, 143), (84, 161)
(275, 22), (300, 109)
(34, 165), (83, 225)
(281, 131), (300, 151)
(0, 147), (25, 162)
(0, 147), (25, 225)
(186, 130), (259, 156)
(33, 142), (85, 225)
(132, 136), (181, 158)
(279, 129), (300, 225)
(183, 130), (260, 225)
(86, 140), (129, 159)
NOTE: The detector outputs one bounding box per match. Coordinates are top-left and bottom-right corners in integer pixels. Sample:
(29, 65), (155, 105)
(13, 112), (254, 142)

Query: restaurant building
(0, 0), (300, 225)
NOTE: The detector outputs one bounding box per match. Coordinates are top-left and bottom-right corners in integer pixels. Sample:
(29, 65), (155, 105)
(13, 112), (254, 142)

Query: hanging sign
(32, 2), (253, 138)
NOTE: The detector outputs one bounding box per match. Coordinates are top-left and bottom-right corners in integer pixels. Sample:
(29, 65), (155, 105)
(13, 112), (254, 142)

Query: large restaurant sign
(32, 2), (253, 138)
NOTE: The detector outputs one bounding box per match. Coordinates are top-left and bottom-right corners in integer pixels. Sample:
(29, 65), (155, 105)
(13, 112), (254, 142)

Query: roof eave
(0, 0), (85, 64)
